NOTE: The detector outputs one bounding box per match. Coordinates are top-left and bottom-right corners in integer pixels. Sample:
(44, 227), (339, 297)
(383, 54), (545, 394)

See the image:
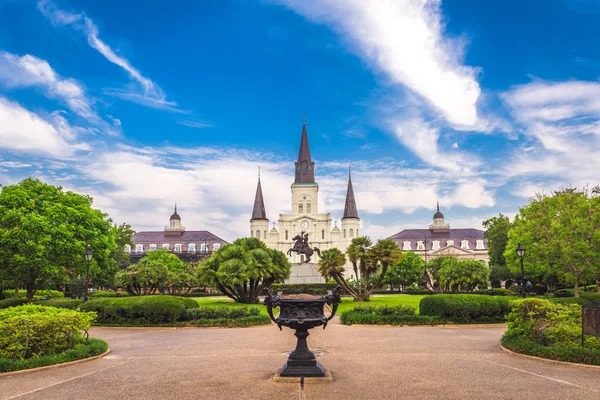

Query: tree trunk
(366, 263), (389, 297)
(574, 274), (580, 298)
(352, 263), (360, 294)
(14, 281), (19, 298)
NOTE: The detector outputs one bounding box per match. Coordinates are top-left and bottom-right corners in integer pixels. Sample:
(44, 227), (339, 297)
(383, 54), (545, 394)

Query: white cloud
(274, 0), (481, 127)
(177, 120), (215, 129)
(38, 0), (177, 111)
(0, 51), (98, 121)
(0, 96), (75, 157)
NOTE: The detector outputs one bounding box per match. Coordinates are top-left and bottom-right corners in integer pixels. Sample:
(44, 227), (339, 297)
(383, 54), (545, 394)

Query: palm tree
(318, 248), (358, 298)
(366, 239), (402, 297)
(347, 236), (372, 294)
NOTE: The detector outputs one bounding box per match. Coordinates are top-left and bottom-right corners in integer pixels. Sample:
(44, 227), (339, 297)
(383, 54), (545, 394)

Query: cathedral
(250, 121), (360, 283)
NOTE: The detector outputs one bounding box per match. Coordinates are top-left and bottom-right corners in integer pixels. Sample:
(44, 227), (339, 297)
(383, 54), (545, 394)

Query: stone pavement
(1, 320), (600, 399)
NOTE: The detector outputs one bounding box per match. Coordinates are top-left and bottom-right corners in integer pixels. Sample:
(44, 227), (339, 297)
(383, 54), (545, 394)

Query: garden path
(1, 320), (599, 399)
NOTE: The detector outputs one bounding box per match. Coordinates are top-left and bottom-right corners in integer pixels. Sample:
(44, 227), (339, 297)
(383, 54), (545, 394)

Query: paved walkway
(1, 320), (599, 399)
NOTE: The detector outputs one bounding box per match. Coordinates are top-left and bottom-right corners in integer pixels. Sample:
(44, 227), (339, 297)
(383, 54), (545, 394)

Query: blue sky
(1, 0), (600, 241)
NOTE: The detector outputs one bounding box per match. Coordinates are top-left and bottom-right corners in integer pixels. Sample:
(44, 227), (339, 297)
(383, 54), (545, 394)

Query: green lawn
(193, 294), (428, 316)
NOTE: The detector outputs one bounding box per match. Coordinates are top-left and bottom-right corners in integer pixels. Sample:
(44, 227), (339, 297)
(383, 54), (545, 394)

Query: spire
(170, 203), (181, 221)
(294, 120), (315, 184)
(342, 166), (359, 219)
(434, 201), (444, 219)
(251, 174), (268, 221)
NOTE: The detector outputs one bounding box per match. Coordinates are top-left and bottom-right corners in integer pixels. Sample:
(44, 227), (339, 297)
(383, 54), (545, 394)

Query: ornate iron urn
(264, 286), (342, 377)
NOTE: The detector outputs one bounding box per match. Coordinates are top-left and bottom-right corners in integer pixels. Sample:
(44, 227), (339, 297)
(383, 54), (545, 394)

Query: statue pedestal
(285, 263), (325, 284)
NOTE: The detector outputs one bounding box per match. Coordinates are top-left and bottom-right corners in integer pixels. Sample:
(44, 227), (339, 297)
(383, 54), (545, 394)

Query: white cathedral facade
(250, 121), (360, 283)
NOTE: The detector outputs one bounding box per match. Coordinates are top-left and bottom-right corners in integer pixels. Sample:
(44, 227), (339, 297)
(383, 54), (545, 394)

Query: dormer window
(188, 243), (196, 252)
(403, 241), (411, 251)
(417, 241), (425, 250)
(174, 244), (182, 252)
(432, 240), (440, 250)
(200, 243), (207, 253)
(136, 244), (144, 253)
(150, 244), (157, 251)
(447, 240), (454, 247)
(162, 244), (169, 250)
(213, 243), (220, 251)
(124, 244), (131, 253)
(476, 240), (484, 250)
(461, 240), (469, 250)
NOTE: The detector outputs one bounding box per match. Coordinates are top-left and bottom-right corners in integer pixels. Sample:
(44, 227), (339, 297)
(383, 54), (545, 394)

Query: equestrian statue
(287, 231), (321, 263)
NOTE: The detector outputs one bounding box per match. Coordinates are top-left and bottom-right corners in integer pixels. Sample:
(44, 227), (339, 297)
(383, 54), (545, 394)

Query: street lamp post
(516, 243), (526, 298)
(84, 245), (94, 302)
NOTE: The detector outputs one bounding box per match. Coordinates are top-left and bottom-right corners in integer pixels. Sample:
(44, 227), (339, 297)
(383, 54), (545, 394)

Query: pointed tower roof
(251, 174), (268, 221)
(342, 167), (359, 219)
(434, 201), (444, 219)
(170, 204), (181, 221)
(294, 121), (316, 184)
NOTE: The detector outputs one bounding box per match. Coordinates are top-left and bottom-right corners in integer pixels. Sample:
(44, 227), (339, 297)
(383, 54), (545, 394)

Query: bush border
(0, 338), (110, 375)
(501, 335), (600, 367)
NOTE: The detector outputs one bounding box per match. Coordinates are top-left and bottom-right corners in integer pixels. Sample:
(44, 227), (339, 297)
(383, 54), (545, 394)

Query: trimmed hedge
(43, 299), (84, 310)
(270, 283), (338, 295)
(340, 305), (447, 326)
(184, 315), (271, 328)
(419, 294), (511, 323)
(0, 298), (29, 309)
(186, 306), (261, 320)
(79, 296), (199, 325)
(502, 335), (600, 366)
(0, 338), (108, 373)
(90, 291), (129, 298)
(2, 290), (64, 299)
(472, 288), (514, 296)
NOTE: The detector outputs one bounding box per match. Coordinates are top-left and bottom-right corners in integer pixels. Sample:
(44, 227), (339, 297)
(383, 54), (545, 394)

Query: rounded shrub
(43, 298), (84, 310)
(80, 296), (199, 325)
(0, 298), (29, 309)
(0, 304), (95, 361)
(419, 294), (511, 322)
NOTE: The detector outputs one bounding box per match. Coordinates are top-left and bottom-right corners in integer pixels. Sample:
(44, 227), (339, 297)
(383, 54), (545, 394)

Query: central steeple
(294, 121), (316, 184)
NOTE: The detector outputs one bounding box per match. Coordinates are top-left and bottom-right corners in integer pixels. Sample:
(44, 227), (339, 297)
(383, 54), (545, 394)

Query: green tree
(383, 251), (424, 290)
(483, 214), (513, 287)
(366, 239), (402, 298)
(112, 223), (135, 269)
(505, 188), (600, 298)
(346, 236), (372, 294)
(0, 178), (117, 301)
(197, 237), (290, 303)
(318, 248), (358, 298)
(438, 259), (489, 292)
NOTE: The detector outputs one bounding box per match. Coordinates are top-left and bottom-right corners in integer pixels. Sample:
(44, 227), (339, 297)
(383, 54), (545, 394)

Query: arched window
(256, 230), (260, 238)
(136, 244), (144, 253)
(124, 244), (131, 253)
(403, 241), (411, 251)
(188, 243), (196, 253)
(150, 244), (157, 251)
(344, 229), (347, 238)
(264, 230), (267, 239)
(285, 230), (288, 240)
(321, 229), (325, 240)
(162, 244), (169, 250)
(349, 228), (354, 238)
(299, 203), (304, 214)
(213, 243), (220, 251)
(306, 203), (311, 213)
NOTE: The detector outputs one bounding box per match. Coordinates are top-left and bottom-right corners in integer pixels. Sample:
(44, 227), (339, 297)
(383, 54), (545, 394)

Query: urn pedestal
(264, 286), (342, 378)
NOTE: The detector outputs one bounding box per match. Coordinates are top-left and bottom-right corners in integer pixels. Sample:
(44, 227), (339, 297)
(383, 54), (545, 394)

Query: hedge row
(270, 283), (338, 295)
(341, 311), (443, 326)
(186, 306), (261, 320)
(90, 291), (129, 298)
(501, 335), (600, 366)
(0, 338), (108, 373)
(419, 294), (511, 323)
(2, 290), (64, 299)
(79, 296), (199, 324)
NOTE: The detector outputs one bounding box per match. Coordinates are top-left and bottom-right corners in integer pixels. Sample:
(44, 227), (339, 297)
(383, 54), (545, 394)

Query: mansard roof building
(250, 121), (360, 283)
(389, 204), (489, 263)
(128, 206), (228, 264)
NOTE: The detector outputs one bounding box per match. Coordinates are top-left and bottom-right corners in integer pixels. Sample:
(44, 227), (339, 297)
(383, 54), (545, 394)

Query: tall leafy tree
(197, 237), (290, 303)
(346, 236), (372, 294)
(366, 239), (402, 297)
(113, 223), (135, 269)
(0, 178), (117, 301)
(438, 259), (489, 292)
(505, 188), (600, 298)
(383, 251), (424, 290)
(483, 214), (513, 287)
(318, 248), (358, 298)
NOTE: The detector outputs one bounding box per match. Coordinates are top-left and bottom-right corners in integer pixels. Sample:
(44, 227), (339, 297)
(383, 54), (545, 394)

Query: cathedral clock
(300, 220), (309, 230)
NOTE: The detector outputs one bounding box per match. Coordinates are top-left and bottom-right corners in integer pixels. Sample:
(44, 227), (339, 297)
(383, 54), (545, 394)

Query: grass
(0, 338), (108, 373)
(193, 294), (428, 316)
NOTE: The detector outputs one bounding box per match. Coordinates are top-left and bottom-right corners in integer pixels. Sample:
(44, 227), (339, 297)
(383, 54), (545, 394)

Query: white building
(250, 121), (360, 283)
